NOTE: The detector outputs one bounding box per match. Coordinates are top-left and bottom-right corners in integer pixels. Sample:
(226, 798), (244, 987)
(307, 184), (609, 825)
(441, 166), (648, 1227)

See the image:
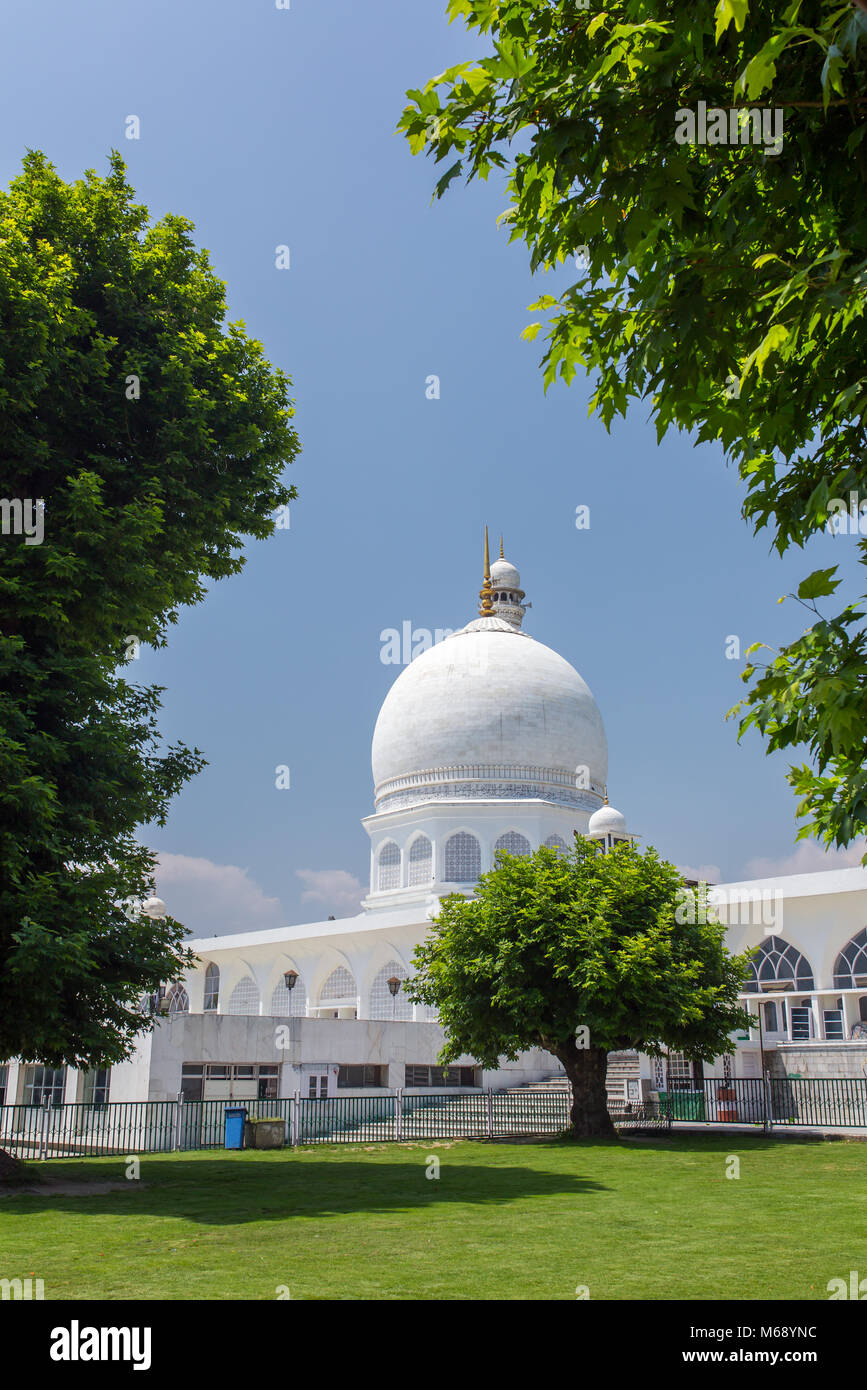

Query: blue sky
(3, 0), (863, 935)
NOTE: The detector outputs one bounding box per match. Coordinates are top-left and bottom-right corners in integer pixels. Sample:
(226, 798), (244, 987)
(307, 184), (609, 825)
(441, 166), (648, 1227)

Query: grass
(1, 1133), (865, 1300)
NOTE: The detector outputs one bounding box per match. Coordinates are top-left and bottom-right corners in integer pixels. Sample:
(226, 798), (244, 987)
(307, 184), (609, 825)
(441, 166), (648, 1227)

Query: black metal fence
(656, 1075), (867, 1129)
(2, 1076), (866, 1158)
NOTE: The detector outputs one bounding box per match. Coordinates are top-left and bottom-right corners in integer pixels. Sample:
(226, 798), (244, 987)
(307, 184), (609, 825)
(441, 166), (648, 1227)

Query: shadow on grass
(5, 1129), (847, 1225)
(1, 1153), (610, 1224)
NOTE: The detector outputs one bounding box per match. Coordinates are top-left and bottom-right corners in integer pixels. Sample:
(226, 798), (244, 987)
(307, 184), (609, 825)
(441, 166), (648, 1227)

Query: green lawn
(2, 1134), (865, 1300)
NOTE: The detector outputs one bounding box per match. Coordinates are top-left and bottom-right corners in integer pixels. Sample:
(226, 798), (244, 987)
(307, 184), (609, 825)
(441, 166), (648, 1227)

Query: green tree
(400, 0), (867, 854)
(0, 152), (299, 1070)
(407, 840), (752, 1137)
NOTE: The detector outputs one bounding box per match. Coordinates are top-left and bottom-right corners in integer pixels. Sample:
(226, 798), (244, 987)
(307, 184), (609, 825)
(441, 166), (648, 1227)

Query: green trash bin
(659, 1090), (706, 1121)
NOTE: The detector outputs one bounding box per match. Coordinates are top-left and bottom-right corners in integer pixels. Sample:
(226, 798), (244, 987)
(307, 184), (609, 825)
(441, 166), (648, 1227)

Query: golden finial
(479, 525), (495, 617)
(499, 535), (504, 559)
(604, 786), (609, 805)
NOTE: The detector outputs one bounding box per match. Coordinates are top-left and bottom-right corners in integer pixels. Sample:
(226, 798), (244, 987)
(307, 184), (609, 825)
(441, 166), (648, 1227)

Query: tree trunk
(556, 1040), (615, 1138)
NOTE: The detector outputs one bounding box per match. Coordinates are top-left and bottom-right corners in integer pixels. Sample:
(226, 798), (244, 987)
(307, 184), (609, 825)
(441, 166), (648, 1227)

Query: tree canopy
(408, 840), (752, 1135)
(0, 152), (299, 1067)
(400, 0), (867, 853)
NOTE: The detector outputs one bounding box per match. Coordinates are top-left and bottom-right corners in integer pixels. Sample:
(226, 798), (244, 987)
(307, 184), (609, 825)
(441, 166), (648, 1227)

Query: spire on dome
(478, 525), (495, 617)
(486, 535), (528, 630)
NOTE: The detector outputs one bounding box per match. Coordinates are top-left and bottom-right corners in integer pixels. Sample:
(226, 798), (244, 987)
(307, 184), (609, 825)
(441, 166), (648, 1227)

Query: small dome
(588, 804), (627, 837)
(490, 557), (521, 591)
(141, 896), (168, 920)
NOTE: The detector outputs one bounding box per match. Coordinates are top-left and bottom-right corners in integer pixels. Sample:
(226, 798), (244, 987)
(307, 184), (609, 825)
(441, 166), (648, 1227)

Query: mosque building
(5, 535), (867, 1112)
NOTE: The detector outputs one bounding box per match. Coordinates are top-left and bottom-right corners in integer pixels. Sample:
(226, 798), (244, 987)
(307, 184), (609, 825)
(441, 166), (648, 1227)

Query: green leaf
(797, 568), (840, 601)
(715, 0), (749, 44)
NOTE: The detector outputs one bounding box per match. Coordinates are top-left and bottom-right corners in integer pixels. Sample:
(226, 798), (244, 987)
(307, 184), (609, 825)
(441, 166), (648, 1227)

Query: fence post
(291, 1090), (300, 1148)
(173, 1091), (183, 1151)
(486, 1088), (493, 1139)
(395, 1088), (403, 1142)
(40, 1096), (50, 1161)
(763, 1074), (773, 1133)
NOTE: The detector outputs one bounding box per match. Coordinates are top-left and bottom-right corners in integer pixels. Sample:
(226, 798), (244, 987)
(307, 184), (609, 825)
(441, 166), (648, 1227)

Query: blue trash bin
(224, 1106), (247, 1150)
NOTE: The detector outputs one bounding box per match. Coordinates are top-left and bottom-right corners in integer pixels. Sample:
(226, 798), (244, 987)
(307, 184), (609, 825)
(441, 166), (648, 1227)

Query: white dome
(588, 804), (627, 836)
(490, 557), (521, 591)
(371, 623), (607, 812)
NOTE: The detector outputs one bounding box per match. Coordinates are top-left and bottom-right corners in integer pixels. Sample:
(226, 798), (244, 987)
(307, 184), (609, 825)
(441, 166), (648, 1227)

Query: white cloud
(296, 868), (365, 918)
(677, 863), (722, 885)
(155, 853), (286, 938)
(745, 839), (867, 880)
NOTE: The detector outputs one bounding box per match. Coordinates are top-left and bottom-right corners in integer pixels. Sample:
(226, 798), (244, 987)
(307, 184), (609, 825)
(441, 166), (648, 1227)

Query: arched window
(203, 963), (220, 1012)
(408, 835), (433, 887)
(494, 831), (531, 859)
(443, 832), (481, 882)
(369, 960), (412, 1020)
(167, 984), (189, 1015)
(319, 966), (356, 1002)
(270, 971), (307, 1017)
(377, 841), (401, 891)
(745, 936), (813, 993)
(833, 929), (867, 988)
(544, 835), (569, 854)
(226, 976), (261, 1015)
(763, 1000), (778, 1033)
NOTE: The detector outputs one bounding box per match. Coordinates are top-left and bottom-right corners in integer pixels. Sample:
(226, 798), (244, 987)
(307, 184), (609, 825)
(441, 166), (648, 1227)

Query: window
(182, 1063), (278, 1100)
(167, 984), (189, 1015)
(226, 976), (261, 1015)
(82, 1068), (110, 1106)
(23, 1066), (66, 1106)
(181, 1065), (204, 1101)
(404, 1065), (478, 1088)
(270, 971), (307, 1017)
(377, 841), (400, 891)
(824, 1009), (845, 1041)
(667, 1054), (694, 1091)
(763, 1001), (778, 1033)
(257, 1065), (278, 1099)
(833, 929), (867, 988)
(494, 831), (531, 859)
(745, 936), (814, 993)
(790, 1007), (812, 1040)
(319, 966), (356, 1003)
(443, 832), (481, 883)
(203, 963), (220, 1012)
(408, 835), (433, 887)
(337, 1065), (386, 1088)
(544, 835), (568, 854)
(369, 960), (412, 1021)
